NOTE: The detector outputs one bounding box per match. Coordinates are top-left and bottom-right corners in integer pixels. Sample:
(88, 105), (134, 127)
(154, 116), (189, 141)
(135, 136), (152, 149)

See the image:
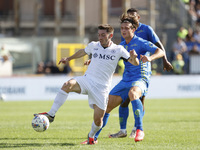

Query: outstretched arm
(140, 48), (164, 63)
(155, 41), (173, 71)
(59, 49), (87, 65)
(128, 49), (139, 66)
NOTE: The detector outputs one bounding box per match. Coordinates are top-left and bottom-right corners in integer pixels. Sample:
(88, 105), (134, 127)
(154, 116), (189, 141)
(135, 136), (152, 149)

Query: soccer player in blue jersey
(82, 13), (165, 144)
(109, 8), (173, 139)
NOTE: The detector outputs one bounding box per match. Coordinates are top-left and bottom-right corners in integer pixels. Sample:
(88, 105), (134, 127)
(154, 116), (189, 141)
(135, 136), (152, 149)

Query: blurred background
(0, 0), (200, 101)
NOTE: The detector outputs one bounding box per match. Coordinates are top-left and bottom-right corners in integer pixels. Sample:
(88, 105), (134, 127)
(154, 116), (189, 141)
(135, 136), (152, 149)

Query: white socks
(48, 89), (68, 117)
(89, 121), (102, 138)
(120, 129), (127, 133)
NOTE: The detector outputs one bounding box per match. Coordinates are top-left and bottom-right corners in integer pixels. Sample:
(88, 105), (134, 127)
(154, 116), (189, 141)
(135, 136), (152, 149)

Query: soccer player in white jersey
(34, 24), (139, 145)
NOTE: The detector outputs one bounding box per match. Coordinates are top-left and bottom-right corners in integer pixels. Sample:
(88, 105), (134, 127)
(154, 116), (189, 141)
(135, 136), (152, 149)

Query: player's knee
(128, 91), (139, 100)
(94, 118), (102, 127)
(61, 80), (74, 93)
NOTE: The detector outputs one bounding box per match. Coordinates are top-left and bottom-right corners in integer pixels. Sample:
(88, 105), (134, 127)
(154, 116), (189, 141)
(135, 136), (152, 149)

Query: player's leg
(130, 95), (145, 138)
(48, 79), (81, 116)
(87, 104), (105, 145)
(34, 79), (81, 122)
(94, 95), (122, 140)
(118, 98), (130, 136)
(129, 85), (145, 142)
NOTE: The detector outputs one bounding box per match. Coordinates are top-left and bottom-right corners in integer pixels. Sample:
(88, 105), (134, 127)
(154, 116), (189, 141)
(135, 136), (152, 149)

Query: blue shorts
(109, 79), (148, 103)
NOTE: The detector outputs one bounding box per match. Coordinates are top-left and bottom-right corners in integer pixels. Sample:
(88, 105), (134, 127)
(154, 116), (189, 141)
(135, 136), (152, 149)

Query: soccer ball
(32, 115), (50, 132)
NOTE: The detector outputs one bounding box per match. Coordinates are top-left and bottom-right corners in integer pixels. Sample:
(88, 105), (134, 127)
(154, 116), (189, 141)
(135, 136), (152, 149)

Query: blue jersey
(121, 23), (160, 44)
(120, 35), (158, 84)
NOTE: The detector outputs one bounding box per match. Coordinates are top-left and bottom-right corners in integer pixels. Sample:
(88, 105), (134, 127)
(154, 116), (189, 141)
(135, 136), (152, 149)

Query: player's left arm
(128, 49), (139, 66)
(155, 41), (173, 71)
(140, 48), (164, 63)
(147, 25), (173, 71)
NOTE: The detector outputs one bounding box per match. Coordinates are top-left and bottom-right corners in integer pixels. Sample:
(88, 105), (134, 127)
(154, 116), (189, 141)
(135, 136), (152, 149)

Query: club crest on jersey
(93, 53), (98, 58)
(111, 50), (116, 53)
(149, 42), (153, 48)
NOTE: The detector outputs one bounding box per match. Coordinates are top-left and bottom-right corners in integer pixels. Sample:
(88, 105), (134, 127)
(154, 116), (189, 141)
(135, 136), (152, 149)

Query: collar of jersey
(98, 41), (113, 49)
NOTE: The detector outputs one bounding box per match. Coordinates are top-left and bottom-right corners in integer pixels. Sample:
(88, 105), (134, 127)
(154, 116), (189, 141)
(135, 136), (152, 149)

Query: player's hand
(84, 59), (91, 65)
(58, 57), (69, 65)
(130, 49), (138, 58)
(163, 60), (173, 71)
(140, 54), (151, 63)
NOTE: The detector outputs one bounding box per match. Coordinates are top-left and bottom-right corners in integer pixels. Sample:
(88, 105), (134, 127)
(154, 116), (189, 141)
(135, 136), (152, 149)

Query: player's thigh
(106, 95), (122, 113)
(93, 104), (105, 126)
(61, 79), (81, 93)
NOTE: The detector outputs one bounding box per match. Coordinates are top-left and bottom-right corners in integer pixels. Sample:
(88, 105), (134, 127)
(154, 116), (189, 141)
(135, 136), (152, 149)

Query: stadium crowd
(36, 60), (71, 75)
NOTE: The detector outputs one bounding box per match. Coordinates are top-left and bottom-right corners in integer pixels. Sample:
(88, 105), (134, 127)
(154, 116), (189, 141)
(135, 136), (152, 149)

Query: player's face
(121, 22), (135, 39)
(98, 29), (112, 47)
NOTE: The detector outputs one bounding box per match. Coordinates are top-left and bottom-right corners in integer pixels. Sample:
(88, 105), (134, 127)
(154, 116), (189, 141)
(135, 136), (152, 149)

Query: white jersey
(84, 41), (130, 87)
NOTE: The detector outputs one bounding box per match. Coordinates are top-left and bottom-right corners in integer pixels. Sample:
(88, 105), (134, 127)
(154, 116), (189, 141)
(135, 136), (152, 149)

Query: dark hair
(98, 24), (114, 34)
(120, 13), (139, 29)
(127, 8), (138, 14)
(127, 8), (140, 18)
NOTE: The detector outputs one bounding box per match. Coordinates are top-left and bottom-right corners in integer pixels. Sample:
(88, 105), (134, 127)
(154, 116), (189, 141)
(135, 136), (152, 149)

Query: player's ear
(109, 33), (113, 39)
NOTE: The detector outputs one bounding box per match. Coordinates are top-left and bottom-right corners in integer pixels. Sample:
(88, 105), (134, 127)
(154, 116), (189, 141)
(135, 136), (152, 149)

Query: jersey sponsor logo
(94, 48), (98, 50)
(131, 44), (137, 47)
(137, 30), (144, 33)
(93, 53), (116, 60)
(99, 54), (116, 60)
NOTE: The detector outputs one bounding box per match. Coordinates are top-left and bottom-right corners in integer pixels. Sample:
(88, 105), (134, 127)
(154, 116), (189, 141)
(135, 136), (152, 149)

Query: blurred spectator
(188, 44), (200, 54)
(185, 27), (196, 42)
(0, 45), (12, 62)
(177, 27), (188, 40)
(36, 61), (45, 74)
(172, 37), (187, 58)
(196, 3), (200, 24)
(193, 29), (200, 42)
(172, 37), (189, 73)
(172, 54), (185, 74)
(182, 0), (190, 4)
(188, 0), (198, 21)
(36, 60), (71, 75)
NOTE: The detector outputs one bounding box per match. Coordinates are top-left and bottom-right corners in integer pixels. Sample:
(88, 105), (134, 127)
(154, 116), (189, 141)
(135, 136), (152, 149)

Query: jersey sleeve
(84, 42), (93, 55)
(143, 40), (158, 54)
(120, 46), (130, 60)
(147, 25), (160, 44)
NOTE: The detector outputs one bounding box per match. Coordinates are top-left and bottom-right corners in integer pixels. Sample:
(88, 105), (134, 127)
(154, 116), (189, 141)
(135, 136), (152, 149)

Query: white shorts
(73, 75), (109, 111)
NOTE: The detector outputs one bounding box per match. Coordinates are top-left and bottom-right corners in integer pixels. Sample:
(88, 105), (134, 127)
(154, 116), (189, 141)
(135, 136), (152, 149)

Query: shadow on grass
(0, 142), (76, 148)
(0, 138), (76, 148)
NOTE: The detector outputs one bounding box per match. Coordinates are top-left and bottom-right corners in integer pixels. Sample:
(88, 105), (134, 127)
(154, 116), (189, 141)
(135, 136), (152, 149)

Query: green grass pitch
(0, 98), (199, 150)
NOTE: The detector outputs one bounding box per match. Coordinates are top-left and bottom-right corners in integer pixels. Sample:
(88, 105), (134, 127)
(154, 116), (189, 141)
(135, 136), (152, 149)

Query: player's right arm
(58, 49), (87, 65)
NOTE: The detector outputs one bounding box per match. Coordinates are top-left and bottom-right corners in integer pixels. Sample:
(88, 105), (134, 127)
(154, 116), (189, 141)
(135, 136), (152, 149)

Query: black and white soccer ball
(32, 115), (50, 132)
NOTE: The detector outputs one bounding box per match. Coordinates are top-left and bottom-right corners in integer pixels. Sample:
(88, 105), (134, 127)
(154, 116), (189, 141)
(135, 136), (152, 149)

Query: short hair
(127, 8), (140, 18)
(120, 13), (139, 30)
(127, 8), (138, 14)
(98, 24), (114, 34)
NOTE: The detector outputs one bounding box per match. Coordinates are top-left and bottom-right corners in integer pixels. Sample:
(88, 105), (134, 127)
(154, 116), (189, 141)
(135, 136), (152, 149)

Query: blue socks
(94, 113), (110, 140)
(131, 99), (143, 131)
(119, 106), (129, 129)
